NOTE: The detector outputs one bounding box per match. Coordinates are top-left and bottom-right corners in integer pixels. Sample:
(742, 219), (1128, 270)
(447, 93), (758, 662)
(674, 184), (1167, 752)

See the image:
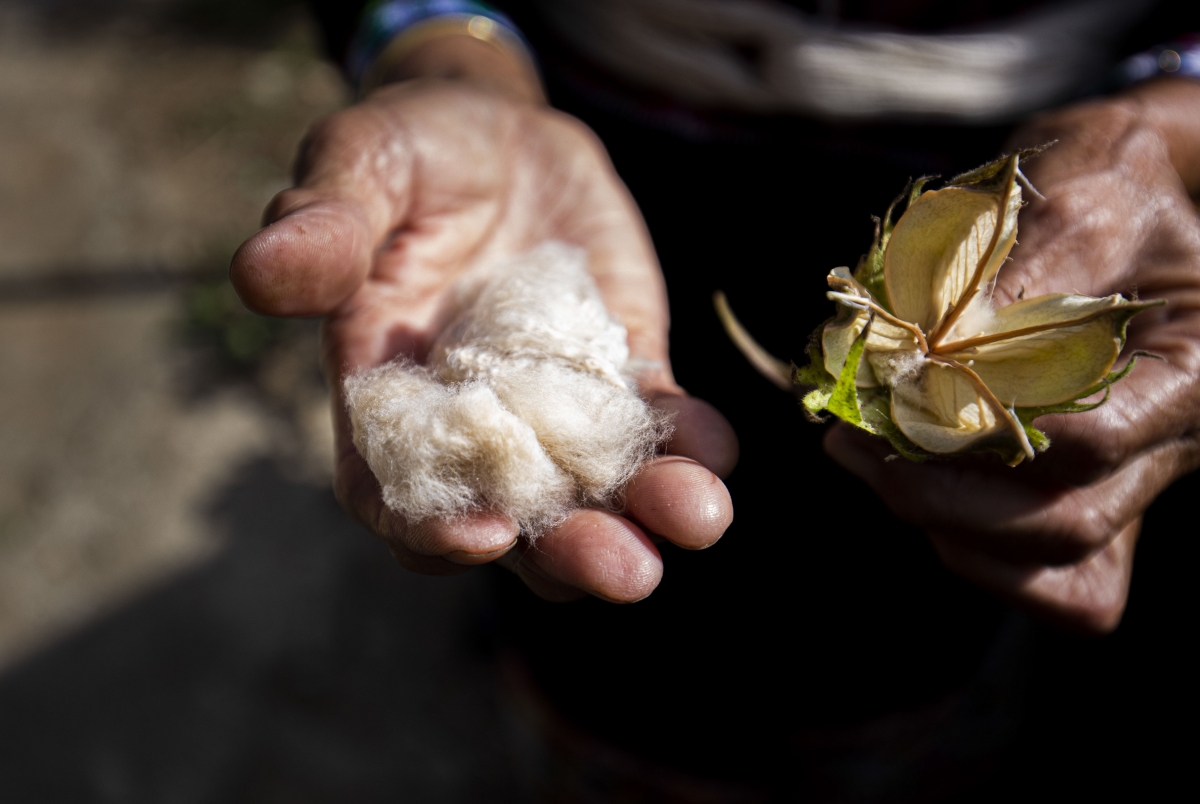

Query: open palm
(232, 81), (736, 602)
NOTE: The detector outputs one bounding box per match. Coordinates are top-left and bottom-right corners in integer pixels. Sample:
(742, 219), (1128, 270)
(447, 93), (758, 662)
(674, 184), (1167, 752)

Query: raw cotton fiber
(344, 243), (671, 537)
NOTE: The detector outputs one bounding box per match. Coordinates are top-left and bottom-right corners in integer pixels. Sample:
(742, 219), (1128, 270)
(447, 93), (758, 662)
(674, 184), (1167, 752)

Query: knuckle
(1020, 507), (1115, 564)
(304, 111), (362, 151)
(544, 109), (611, 168)
(261, 186), (309, 224)
(1049, 577), (1128, 636)
(1071, 429), (1130, 478)
(1076, 597), (1126, 635)
(1090, 435), (1132, 474)
(1036, 191), (1093, 233)
(1052, 513), (1113, 558)
(295, 115), (338, 173)
(297, 109), (387, 178)
(1179, 431), (1200, 475)
(1037, 412), (1132, 484)
(1119, 125), (1171, 167)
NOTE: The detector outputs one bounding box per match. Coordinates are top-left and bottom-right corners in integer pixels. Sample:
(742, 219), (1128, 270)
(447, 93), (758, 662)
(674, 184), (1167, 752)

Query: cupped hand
(826, 81), (1200, 634)
(231, 80), (737, 602)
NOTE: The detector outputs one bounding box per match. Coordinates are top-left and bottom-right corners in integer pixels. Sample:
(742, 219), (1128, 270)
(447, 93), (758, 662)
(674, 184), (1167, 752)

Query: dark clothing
(307, 0), (1198, 796)
(494, 95), (1018, 793)
(311, 0), (1194, 82)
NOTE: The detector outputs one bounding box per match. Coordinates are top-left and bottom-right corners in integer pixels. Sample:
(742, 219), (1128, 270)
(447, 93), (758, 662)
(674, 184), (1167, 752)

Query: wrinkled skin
(231, 31), (1200, 629)
(826, 81), (1200, 634)
(231, 71), (738, 604)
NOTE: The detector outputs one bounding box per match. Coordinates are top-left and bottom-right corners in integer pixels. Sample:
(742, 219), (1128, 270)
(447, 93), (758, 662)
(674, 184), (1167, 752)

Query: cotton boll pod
(718, 148), (1161, 465)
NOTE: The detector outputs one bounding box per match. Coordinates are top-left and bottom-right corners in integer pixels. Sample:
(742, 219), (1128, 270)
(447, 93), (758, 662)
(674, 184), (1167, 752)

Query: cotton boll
(431, 242), (631, 388)
(345, 363), (575, 532)
(344, 242), (668, 539)
(488, 361), (670, 505)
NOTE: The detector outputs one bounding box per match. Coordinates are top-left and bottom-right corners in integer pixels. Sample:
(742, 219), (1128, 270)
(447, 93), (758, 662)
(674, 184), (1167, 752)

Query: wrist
(372, 27), (544, 104)
(348, 2), (543, 104)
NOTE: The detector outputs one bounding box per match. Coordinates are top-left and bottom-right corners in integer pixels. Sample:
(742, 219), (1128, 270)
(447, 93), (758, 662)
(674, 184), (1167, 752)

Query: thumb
(230, 110), (413, 317)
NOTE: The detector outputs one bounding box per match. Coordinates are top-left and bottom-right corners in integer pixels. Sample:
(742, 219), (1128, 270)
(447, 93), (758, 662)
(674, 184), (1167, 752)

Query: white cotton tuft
(488, 361), (662, 504)
(345, 242), (671, 537)
(867, 348), (926, 388)
(945, 293), (999, 342)
(344, 366), (575, 532)
(430, 242), (633, 387)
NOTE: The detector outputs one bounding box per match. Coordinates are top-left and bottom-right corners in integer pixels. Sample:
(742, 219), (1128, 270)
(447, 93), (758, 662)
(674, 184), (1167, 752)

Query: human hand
(825, 79), (1200, 634)
(231, 64), (736, 603)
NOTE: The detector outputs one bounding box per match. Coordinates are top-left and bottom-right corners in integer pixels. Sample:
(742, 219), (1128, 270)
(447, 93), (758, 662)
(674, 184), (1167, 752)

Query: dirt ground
(2, 2), (1197, 801)
(0, 2), (524, 799)
(0, 0), (345, 671)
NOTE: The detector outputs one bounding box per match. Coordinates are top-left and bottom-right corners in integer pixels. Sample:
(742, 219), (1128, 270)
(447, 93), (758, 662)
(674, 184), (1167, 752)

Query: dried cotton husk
(717, 150), (1160, 465)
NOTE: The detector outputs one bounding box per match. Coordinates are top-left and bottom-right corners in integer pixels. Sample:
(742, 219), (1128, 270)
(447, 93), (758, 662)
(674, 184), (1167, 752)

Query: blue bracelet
(346, 0), (530, 90)
(1116, 34), (1200, 85)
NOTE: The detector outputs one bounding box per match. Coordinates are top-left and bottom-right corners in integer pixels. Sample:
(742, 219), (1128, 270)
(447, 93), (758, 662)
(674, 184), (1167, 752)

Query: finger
(930, 519), (1140, 636)
(995, 162), (1142, 304)
(1000, 223), (1200, 483)
(623, 455), (733, 549)
(647, 392), (739, 478)
(230, 193), (385, 317)
(231, 107), (413, 317)
(985, 135), (1200, 481)
(997, 108), (1174, 303)
(511, 509), (664, 603)
(494, 545), (588, 603)
(1028, 335), (1200, 484)
(824, 423), (1191, 565)
(334, 446), (519, 575)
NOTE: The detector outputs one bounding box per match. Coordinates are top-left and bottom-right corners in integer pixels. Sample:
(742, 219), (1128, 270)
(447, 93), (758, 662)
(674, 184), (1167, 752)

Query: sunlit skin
(231, 33), (1200, 632)
(231, 36), (737, 605)
(827, 80), (1200, 634)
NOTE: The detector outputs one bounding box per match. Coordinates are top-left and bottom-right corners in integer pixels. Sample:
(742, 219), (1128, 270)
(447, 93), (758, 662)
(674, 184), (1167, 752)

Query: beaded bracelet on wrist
(347, 0), (534, 94)
(1116, 34), (1200, 86)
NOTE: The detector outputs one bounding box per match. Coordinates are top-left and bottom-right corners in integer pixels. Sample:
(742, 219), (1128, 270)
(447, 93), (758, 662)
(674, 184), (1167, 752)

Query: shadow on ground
(0, 459), (523, 803)
(0, 457), (1197, 802)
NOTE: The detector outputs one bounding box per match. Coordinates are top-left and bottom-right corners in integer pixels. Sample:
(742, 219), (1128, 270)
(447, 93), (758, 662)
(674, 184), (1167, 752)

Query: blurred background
(1, 1), (1196, 801)
(0, 1), (527, 800)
